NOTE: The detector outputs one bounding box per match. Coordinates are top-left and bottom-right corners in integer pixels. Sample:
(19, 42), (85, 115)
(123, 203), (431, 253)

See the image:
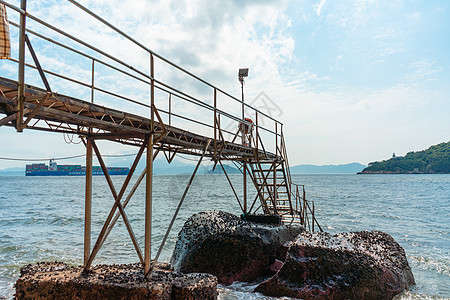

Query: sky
(1, 0), (449, 169)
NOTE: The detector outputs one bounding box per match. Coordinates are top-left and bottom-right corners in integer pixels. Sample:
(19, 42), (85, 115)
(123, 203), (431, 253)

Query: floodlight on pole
(238, 68), (249, 85)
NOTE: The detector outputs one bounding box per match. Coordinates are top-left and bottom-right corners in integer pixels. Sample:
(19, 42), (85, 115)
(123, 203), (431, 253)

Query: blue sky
(288, 1), (449, 89)
(1, 0), (449, 168)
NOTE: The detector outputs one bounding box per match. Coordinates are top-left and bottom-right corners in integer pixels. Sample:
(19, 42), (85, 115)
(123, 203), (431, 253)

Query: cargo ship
(25, 159), (129, 176)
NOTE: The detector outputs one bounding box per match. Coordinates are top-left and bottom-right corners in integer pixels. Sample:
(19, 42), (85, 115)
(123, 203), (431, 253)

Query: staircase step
(267, 205), (291, 210)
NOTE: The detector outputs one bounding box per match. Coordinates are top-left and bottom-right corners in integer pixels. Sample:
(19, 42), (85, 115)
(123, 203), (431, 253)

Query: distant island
(359, 141), (450, 174)
(290, 163), (366, 174)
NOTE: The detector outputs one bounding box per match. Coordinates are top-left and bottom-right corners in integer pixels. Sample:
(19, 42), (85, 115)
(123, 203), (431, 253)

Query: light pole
(238, 68), (248, 145)
(238, 68), (249, 214)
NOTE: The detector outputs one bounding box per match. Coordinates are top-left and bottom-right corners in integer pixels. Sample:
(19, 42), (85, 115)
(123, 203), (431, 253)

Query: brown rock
(170, 210), (304, 285)
(255, 230), (415, 300)
(15, 262), (217, 300)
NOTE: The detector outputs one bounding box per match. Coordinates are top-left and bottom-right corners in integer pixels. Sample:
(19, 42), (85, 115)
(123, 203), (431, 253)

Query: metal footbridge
(0, 0), (321, 277)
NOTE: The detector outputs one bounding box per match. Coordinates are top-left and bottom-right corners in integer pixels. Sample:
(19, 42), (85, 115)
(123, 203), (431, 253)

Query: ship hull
(25, 170), (129, 176)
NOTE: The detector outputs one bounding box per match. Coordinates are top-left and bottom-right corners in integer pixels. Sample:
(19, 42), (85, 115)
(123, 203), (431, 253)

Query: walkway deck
(0, 77), (275, 161)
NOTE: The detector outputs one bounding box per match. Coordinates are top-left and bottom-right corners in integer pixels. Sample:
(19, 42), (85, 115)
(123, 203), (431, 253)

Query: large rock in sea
(255, 230), (415, 299)
(170, 210), (303, 284)
(15, 262), (217, 300)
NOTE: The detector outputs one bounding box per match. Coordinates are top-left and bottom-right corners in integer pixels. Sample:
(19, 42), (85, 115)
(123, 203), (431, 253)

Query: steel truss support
(100, 149), (160, 247)
(83, 138), (148, 272)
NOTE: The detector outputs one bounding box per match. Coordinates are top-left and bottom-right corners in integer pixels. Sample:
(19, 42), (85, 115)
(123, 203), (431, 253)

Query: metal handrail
(67, 0), (282, 125)
(290, 182), (323, 232)
(1, 0), (282, 140)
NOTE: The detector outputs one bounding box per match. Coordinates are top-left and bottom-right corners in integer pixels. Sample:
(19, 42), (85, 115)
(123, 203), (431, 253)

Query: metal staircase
(247, 134), (323, 231)
(250, 162), (291, 217)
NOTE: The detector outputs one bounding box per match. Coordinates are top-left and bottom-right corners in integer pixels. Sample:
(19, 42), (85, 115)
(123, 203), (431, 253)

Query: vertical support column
(274, 122), (278, 209)
(144, 53), (155, 277)
(213, 89), (217, 162)
(273, 161), (277, 208)
(144, 134), (153, 275)
(17, 0), (27, 132)
(84, 137), (93, 267)
(243, 162), (247, 214)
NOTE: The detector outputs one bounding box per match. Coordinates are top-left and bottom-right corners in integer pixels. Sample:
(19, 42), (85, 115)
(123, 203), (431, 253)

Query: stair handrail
(280, 131), (293, 209)
(290, 183), (323, 232)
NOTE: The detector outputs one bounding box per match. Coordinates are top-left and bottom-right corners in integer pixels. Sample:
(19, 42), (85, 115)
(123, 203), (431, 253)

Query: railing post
(303, 186), (307, 229)
(275, 122), (278, 157)
(255, 111), (259, 153)
(17, 0), (27, 132)
(91, 59), (95, 103)
(144, 53), (155, 277)
(168, 93), (172, 126)
(312, 201), (315, 231)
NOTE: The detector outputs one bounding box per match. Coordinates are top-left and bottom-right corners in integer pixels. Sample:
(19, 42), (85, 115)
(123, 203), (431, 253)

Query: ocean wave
(409, 255), (450, 276)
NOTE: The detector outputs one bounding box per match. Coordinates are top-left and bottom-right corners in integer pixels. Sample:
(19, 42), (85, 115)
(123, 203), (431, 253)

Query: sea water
(0, 174), (449, 299)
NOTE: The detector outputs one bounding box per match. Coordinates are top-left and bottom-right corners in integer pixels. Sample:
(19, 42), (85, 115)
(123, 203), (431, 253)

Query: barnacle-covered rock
(170, 210), (303, 284)
(15, 262), (217, 300)
(255, 230), (415, 299)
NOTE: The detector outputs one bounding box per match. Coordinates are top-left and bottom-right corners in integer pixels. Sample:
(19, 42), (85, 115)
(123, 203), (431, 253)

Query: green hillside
(360, 141), (450, 174)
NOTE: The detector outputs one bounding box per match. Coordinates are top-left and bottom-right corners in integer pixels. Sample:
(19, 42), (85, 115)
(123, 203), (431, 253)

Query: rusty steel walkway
(0, 77), (271, 161)
(0, 0), (322, 277)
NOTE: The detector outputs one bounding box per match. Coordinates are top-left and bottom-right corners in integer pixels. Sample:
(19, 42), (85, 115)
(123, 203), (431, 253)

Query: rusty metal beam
(22, 92), (51, 129)
(0, 111), (22, 127)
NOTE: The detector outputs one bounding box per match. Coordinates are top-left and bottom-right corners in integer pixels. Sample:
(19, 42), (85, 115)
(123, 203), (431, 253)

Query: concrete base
(15, 262), (217, 300)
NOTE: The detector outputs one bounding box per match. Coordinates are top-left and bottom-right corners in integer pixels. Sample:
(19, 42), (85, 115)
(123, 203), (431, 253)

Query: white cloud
(316, 0), (326, 16)
(405, 59), (442, 83)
